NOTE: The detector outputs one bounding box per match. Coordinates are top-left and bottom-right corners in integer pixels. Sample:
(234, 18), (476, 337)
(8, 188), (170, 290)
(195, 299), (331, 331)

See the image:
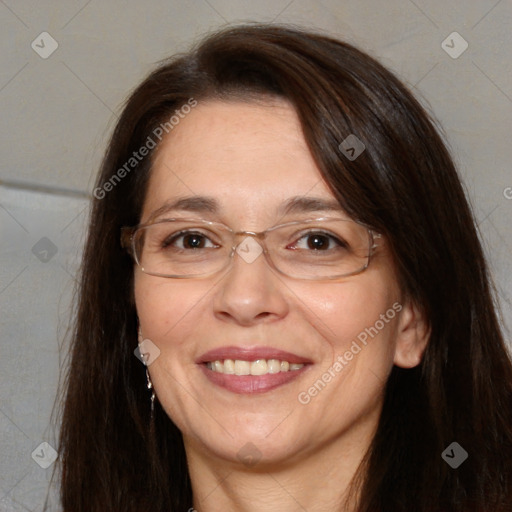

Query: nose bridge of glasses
(232, 229), (265, 243)
(222, 227), (265, 252)
(226, 229), (275, 272)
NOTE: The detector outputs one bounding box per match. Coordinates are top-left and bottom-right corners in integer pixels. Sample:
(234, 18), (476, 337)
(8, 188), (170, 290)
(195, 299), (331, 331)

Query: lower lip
(199, 364), (310, 394)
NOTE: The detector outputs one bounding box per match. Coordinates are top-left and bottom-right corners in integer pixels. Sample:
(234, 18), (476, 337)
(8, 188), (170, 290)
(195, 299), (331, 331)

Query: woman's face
(135, 98), (427, 468)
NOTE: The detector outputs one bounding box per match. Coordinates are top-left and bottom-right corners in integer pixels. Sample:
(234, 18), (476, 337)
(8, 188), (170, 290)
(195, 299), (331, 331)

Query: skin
(134, 98), (430, 512)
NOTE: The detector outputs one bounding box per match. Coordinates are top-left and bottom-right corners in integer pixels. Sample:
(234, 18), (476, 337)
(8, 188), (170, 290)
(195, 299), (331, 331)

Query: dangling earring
(146, 367), (155, 415)
(138, 326), (156, 416)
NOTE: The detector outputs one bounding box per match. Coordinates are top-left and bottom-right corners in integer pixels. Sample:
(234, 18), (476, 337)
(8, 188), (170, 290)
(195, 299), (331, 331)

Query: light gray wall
(1, 1), (511, 510)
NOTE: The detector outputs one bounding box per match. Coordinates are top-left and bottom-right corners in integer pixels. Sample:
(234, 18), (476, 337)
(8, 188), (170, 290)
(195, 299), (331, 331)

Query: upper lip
(196, 346), (312, 365)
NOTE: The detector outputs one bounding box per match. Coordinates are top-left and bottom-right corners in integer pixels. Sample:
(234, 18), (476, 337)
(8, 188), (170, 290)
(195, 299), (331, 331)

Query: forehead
(142, 99), (340, 226)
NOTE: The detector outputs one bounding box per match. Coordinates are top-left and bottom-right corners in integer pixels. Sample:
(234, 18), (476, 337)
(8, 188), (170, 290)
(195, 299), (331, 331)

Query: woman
(57, 24), (512, 511)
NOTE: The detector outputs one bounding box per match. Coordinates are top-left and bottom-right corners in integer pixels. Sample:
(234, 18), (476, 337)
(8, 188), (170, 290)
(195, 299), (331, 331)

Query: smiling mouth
(206, 359), (304, 376)
(197, 346), (312, 394)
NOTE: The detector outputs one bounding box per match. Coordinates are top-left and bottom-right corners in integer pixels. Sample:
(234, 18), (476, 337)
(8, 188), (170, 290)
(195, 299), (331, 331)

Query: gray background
(1, 1), (511, 510)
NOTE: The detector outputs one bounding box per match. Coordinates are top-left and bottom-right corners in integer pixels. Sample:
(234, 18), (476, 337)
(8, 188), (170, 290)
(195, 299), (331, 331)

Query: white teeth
(250, 360), (268, 376)
(206, 359), (305, 375)
(223, 359), (235, 374)
(234, 360), (251, 375)
(267, 359), (281, 374)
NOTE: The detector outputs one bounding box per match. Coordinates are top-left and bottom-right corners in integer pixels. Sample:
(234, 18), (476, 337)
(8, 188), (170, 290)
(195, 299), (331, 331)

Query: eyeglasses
(121, 217), (381, 280)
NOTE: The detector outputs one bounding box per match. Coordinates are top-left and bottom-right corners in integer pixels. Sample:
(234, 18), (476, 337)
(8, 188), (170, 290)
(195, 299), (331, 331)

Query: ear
(393, 299), (430, 369)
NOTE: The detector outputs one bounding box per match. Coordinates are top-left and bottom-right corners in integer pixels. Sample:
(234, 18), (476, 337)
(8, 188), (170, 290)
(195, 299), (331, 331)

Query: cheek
(299, 277), (399, 348)
(295, 277), (402, 407)
(134, 273), (207, 347)
(300, 283), (400, 406)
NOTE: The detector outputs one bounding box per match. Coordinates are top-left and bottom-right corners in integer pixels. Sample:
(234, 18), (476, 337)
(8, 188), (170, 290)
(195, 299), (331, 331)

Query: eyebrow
(147, 195), (344, 221)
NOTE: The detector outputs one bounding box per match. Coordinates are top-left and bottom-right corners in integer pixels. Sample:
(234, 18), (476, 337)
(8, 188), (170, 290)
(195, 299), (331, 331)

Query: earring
(146, 368), (155, 415)
(138, 326), (156, 416)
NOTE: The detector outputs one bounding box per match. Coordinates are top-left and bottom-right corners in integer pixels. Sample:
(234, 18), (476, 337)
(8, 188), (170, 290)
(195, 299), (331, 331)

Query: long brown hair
(56, 24), (512, 511)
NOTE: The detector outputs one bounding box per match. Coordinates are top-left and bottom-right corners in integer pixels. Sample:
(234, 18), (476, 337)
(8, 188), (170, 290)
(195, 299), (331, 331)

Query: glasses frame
(121, 216), (381, 281)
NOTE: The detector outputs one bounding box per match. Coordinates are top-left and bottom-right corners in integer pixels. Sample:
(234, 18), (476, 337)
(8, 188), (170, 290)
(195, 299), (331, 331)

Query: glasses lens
(135, 220), (230, 277)
(267, 219), (372, 279)
(132, 218), (373, 279)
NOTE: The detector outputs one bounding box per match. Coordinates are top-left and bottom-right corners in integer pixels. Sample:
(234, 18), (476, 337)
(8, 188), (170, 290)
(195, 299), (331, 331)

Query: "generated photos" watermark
(93, 98), (197, 199)
(298, 302), (402, 404)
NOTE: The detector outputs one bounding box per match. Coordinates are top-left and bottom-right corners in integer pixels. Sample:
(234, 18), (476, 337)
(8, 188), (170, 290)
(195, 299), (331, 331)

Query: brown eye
(290, 232), (348, 251)
(163, 231), (216, 250)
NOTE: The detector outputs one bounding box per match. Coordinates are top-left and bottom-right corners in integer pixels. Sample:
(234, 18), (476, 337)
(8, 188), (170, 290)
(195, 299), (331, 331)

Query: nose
(212, 238), (289, 326)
